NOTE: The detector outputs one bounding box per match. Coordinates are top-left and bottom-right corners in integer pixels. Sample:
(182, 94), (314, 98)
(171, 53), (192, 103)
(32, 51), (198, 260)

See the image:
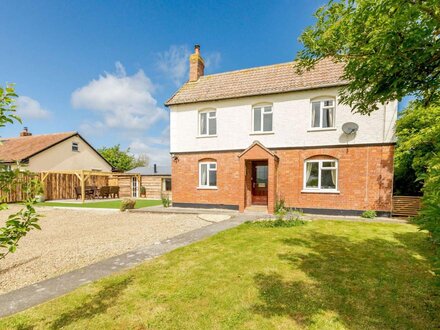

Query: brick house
(165, 45), (397, 216)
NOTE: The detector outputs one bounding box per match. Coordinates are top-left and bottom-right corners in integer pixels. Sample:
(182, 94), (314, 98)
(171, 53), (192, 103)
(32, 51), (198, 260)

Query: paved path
(0, 214), (255, 318)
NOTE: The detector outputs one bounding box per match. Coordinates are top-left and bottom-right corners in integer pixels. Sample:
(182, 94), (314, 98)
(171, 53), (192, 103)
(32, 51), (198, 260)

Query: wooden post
(80, 170), (85, 203)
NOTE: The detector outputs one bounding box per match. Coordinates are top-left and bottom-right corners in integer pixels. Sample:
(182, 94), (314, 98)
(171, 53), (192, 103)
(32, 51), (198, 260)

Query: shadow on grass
(47, 276), (133, 329)
(252, 231), (440, 329)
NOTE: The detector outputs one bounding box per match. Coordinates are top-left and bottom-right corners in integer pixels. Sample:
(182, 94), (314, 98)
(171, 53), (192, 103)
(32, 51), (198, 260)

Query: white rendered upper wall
(169, 87), (397, 153)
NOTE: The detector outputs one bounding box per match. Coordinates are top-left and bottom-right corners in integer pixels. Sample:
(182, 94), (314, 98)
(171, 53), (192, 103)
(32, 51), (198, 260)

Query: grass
(1, 220), (439, 329)
(37, 199), (162, 209)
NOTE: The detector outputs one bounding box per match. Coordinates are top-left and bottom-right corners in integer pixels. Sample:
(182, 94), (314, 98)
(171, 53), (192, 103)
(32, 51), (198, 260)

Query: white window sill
(197, 186), (218, 190)
(307, 128), (337, 132)
(301, 189), (340, 194)
(249, 131), (274, 136)
(197, 135), (217, 138)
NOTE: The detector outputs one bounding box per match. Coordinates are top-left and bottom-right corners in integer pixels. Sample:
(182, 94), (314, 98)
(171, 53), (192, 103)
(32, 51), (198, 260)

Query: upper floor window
(252, 105), (273, 133)
(72, 142), (79, 152)
(199, 161), (217, 188)
(311, 99), (335, 129)
(304, 159), (338, 192)
(199, 110), (217, 136)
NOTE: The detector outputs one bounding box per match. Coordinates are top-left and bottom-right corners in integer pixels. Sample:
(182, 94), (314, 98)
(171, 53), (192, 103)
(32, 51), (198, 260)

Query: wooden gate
(392, 196), (422, 217)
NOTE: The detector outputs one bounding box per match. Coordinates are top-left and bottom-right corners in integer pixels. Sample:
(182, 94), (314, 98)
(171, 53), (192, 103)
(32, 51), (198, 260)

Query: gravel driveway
(0, 205), (209, 294)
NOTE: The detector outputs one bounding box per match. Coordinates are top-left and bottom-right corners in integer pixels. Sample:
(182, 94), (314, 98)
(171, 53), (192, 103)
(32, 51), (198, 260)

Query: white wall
(169, 87), (397, 153)
(28, 135), (112, 172)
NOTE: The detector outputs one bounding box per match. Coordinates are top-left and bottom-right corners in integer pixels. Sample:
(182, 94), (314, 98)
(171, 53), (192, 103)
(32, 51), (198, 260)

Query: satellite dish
(342, 122), (359, 134)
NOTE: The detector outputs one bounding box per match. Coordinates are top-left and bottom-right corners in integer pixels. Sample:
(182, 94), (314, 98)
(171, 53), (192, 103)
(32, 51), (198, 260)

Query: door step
(245, 205), (268, 213)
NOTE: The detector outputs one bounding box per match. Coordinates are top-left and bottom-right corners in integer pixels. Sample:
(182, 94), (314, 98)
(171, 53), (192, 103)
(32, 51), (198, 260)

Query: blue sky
(0, 1), (408, 165)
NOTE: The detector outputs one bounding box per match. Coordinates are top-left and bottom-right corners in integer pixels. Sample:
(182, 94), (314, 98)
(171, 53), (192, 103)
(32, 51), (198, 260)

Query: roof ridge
(1, 131), (77, 140)
(195, 61), (296, 80)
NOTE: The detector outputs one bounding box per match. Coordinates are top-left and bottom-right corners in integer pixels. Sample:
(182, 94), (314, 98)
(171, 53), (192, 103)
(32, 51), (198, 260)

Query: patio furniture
(109, 186), (120, 198)
(74, 186), (95, 200)
(99, 186), (110, 198)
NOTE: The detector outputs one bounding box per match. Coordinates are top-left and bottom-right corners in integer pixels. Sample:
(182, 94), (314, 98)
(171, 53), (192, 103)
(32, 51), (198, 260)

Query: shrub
(140, 186), (146, 196)
(161, 194), (171, 208)
(275, 196), (286, 214)
(361, 210), (377, 219)
(413, 159), (440, 246)
(256, 207), (307, 227)
(120, 198), (136, 211)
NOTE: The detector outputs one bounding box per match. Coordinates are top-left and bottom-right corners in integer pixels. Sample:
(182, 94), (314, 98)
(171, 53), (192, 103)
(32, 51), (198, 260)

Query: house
(126, 164), (171, 199)
(165, 45), (397, 216)
(0, 128), (112, 172)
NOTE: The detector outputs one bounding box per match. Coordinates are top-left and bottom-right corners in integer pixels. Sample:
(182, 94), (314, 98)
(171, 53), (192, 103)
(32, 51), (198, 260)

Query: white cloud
(71, 62), (167, 131)
(157, 45), (221, 86)
(129, 138), (171, 165)
(16, 96), (51, 119)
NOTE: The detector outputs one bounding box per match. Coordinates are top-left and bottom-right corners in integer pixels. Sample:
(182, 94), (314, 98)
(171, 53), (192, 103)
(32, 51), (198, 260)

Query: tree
(0, 84), (42, 260)
(296, 0), (440, 114)
(98, 145), (148, 172)
(394, 102), (440, 195)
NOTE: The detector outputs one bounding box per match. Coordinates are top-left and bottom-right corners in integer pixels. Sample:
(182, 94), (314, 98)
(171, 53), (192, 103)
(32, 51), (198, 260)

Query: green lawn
(1, 221), (439, 329)
(37, 199), (162, 209)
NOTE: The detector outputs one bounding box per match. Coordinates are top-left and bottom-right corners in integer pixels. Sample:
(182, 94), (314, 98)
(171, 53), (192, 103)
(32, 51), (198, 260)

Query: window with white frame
(199, 162), (217, 188)
(304, 159), (338, 191)
(199, 110), (217, 136)
(252, 105), (273, 132)
(311, 99), (335, 129)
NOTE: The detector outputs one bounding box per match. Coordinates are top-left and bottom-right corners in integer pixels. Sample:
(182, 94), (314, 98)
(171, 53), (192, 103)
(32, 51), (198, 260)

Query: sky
(0, 1), (409, 165)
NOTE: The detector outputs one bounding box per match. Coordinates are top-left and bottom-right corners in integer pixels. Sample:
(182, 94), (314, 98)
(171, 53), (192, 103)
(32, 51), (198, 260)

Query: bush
(256, 207), (307, 227)
(140, 186), (146, 196)
(275, 196), (285, 213)
(361, 210), (377, 219)
(413, 160), (440, 246)
(120, 198), (136, 211)
(161, 194), (171, 208)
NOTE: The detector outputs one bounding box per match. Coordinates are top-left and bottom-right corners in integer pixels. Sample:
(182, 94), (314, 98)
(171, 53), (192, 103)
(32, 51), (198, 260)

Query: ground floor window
(162, 178), (172, 191)
(199, 162), (217, 188)
(304, 159), (338, 191)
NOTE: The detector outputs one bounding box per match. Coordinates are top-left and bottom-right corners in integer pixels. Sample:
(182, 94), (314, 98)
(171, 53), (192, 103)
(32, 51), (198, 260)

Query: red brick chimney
(19, 127), (32, 137)
(189, 44), (205, 82)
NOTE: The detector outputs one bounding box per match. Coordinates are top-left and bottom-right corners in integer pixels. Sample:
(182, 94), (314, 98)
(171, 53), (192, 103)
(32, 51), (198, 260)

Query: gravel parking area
(0, 205), (209, 294)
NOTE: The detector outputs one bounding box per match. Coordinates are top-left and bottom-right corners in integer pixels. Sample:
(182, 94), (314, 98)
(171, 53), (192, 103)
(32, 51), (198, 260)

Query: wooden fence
(0, 172), (38, 203)
(392, 196), (422, 217)
(43, 173), (109, 200)
(0, 171), (140, 203)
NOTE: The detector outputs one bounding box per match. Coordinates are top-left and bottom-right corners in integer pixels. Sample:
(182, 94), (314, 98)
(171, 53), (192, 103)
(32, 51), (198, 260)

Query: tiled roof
(0, 132), (77, 163)
(165, 58), (346, 106)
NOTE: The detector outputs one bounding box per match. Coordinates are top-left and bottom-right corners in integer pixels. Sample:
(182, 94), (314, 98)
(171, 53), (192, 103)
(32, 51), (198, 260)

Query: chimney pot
(154, 164), (157, 174)
(19, 127), (32, 137)
(189, 44), (204, 82)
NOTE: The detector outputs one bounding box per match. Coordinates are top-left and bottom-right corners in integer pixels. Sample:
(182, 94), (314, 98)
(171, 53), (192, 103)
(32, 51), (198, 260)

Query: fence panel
(43, 173), (109, 200)
(392, 196), (422, 217)
(0, 172), (38, 203)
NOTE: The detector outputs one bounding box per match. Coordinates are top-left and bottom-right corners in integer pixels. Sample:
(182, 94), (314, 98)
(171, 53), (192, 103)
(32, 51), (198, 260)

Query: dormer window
(72, 142), (79, 152)
(199, 110), (217, 136)
(311, 99), (335, 129)
(252, 105), (273, 133)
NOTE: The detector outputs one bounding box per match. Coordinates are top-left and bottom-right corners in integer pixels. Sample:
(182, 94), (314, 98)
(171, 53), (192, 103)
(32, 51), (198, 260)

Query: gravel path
(0, 205), (209, 294)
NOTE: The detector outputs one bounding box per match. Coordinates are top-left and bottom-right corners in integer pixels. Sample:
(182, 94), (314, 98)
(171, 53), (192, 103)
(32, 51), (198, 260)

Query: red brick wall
(171, 152), (241, 206)
(171, 144), (394, 213)
(275, 145), (394, 212)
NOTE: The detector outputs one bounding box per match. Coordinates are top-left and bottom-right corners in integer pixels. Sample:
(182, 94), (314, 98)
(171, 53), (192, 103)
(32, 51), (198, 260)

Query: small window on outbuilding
(72, 142), (79, 152)
(163, 178), (172, 191)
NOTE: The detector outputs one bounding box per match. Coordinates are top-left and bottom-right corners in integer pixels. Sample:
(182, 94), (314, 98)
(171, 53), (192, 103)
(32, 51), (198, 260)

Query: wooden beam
(80, 170), (85, 203)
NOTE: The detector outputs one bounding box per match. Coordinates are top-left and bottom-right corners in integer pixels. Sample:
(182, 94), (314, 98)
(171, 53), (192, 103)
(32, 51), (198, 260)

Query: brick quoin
(171, 144), (394, 215)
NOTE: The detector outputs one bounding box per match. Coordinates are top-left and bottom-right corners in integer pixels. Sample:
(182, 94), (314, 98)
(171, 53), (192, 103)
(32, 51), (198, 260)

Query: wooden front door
(251, 161), (268, 205)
